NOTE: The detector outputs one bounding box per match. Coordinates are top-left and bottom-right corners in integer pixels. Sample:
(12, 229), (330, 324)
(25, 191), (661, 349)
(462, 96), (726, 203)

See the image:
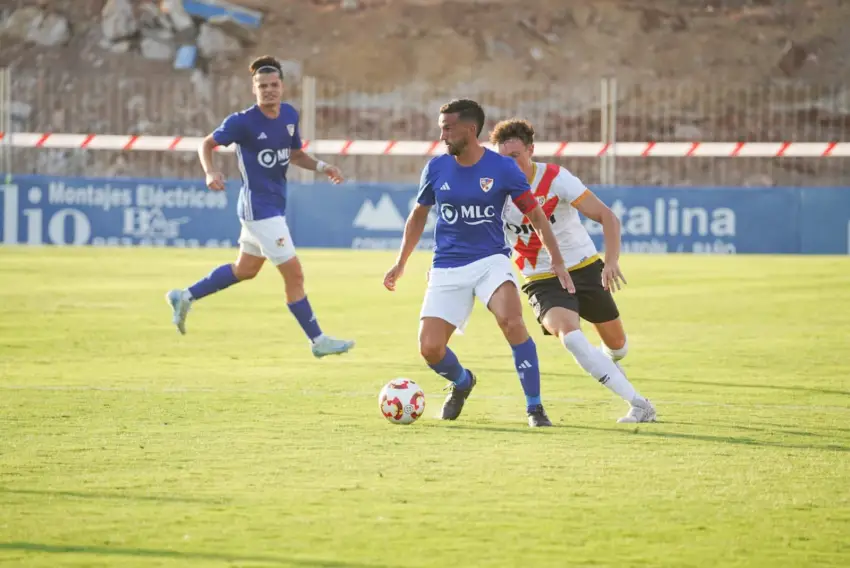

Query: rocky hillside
(1, 0), (849, 185)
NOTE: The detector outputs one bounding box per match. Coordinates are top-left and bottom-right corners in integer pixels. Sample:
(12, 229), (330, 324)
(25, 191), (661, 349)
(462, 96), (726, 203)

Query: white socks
(561, 330), (640, 404)
(601, 337), (628, 361)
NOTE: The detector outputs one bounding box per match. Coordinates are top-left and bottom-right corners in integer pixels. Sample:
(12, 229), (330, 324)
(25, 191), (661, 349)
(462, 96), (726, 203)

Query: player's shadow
(464, 366), (850, 397)
(426, 423), (551, 435)
(0, 487), (230, 505)
(637, 377), (850, 397)
(660, 421), (834, 438)
(558, 424), (850, 452)
(0, 542), (386, 567)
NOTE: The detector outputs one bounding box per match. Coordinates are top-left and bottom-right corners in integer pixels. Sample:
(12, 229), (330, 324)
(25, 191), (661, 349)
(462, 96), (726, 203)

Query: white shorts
(238, 215), (297, 265)
(420, 253), (518, 332)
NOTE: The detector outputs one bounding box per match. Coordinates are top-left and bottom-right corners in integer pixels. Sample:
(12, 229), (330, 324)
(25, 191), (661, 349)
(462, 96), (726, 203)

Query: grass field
(1, 247), (849, 568)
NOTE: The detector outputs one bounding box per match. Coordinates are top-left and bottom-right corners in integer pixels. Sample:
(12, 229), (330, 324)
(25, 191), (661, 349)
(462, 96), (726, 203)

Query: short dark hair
(249, 55), (282, 78)
(439, 99), (486, 137)
(489, 118), (535, 147)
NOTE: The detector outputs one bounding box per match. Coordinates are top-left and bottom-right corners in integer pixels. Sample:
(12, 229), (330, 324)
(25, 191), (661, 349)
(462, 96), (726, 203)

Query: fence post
(299, 75), (317, 184)
(0, 67), (11, 181)
(600, 77), (609, 185)
(608, 76), (617, 186)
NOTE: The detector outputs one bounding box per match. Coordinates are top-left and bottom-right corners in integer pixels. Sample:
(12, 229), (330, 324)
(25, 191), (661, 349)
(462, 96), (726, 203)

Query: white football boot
(311, 335), (355, 358)
(618, 397), (657, 423)
(598, 345), (657, 423)
(165, 289), (193, 335)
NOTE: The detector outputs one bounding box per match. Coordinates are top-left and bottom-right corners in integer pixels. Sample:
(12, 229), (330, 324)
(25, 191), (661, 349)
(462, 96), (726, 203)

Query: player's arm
(384, 204), (431, 292)
(287, 114), (344, 183)
(198, 135), (219, 179)
(573, 191), (620, 265)
(573, 190), (627, 291)
(525, 202), (563, 268)
(199, 113), (243, 191)
(290, 149), (343, 184)
(384, 162), (434, 291)
(398, 203), (432, 265)
(290, 149), (335, 175)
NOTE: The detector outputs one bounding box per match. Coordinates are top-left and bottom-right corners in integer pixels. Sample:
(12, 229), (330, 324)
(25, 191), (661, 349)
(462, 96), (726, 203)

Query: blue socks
(185, 264), (323, 342)
(512, 337), (542, 412)
(428, 347), (471, 389)
(188, 264), (239, 300)
(426, 341), (540, 412)
(288, 296), (323, 341)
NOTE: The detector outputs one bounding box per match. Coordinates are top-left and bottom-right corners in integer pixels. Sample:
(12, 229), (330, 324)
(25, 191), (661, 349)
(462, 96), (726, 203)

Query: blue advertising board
(1, 175), (848, 255)
(0, 176), (239, 248)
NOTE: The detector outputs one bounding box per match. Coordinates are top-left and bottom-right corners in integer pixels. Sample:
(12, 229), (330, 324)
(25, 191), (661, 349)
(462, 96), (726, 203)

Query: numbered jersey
(502, 162), (599, 279)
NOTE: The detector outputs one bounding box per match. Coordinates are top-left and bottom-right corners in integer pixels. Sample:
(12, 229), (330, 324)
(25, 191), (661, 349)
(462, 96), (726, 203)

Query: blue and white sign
(1, 175), (849, 255)
(287, 184), (436, 252)
(582, 187), (801, 255)
(0, 176), (239, 248)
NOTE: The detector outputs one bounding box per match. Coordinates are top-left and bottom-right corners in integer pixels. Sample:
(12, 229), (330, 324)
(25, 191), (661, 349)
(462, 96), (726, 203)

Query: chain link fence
(1, 67), (848, 186)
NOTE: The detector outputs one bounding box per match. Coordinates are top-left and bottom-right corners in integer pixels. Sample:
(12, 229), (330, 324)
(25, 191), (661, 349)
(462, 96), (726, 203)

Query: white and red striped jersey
(502, 162), (599, 279)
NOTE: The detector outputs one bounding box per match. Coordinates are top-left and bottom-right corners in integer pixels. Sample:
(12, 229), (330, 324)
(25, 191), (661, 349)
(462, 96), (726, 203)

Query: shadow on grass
(636, 377), (850, 398)
(425, 421), (849, 451)
(0, 488), (229, 505)
(660, 421), (836, 438)
(428, 365), (850, 398)
(425, 419), (850, 451)
(425, 423), (551, 435)
(556, 424), (850, 452)
(0, 542), (385, 567)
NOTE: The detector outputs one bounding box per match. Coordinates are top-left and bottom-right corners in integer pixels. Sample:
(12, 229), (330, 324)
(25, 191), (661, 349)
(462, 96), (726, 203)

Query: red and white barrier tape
(0, 133), (847, 157)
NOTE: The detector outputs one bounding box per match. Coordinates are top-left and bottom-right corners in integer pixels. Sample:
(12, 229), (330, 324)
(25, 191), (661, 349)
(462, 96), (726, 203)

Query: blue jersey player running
(165, 56), (355, 358)
(383, 99), (575, 427)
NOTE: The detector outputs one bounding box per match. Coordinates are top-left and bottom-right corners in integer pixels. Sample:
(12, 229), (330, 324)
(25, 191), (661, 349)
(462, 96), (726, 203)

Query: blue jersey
(212, 103), (302, 221)
(417, 149), (536, 268)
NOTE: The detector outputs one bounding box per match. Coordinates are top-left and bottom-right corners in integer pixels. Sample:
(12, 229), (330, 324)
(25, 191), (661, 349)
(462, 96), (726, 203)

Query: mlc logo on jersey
(480, 178), (494, 192)
(258, 148), (291, 168)
(440, 203), (459, 224)
(440, 203), (496, 225)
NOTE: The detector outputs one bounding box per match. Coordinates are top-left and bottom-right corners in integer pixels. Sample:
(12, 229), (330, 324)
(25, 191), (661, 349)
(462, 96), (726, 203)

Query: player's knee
(496, 314), (527, 342)
(288, 270), (304, 289)
(542, 311), (580, 338)
(284, 270), (304, 291)
(602, 336), (628, 361)
(545, 320), (579, 338)
(418, 336), (446, 364)
(278, 258), (304, 285)
(232, 264), (259, 281)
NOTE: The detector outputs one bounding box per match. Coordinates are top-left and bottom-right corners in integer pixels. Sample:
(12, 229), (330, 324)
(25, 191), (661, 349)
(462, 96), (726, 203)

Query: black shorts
(521, 259), (619, 335)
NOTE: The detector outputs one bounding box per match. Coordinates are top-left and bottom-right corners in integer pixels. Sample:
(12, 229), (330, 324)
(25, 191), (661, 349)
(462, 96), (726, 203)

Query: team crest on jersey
(537, 196), (546, 205)
(287, 124), (295, 136)
(479, 177), (494, 192)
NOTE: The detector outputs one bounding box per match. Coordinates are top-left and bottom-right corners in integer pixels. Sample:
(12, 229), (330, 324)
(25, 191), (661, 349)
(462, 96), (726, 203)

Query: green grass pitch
(1, 247), (849, 567)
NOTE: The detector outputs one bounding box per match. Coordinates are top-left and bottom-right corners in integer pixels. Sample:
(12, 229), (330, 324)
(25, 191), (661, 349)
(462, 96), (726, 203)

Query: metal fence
(1, 66), (849, 186)
(0, 67), (10, 181)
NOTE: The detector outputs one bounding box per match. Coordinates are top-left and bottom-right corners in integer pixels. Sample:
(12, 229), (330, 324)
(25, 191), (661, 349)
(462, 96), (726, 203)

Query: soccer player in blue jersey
(383, 99), (575, 427)
(165, 56), (355, 358)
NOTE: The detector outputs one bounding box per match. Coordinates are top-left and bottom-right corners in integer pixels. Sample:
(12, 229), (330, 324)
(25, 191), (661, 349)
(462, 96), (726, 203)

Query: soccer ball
(378, 378), (426, 425)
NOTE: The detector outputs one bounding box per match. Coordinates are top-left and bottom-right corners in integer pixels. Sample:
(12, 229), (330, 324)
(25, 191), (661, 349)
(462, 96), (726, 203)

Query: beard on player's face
(445, 126), (476, 155)
(446, 138), (466, 155)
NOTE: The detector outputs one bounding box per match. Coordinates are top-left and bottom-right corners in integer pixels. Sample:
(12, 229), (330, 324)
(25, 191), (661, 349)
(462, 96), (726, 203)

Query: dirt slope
(2, 0), (849, 184)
